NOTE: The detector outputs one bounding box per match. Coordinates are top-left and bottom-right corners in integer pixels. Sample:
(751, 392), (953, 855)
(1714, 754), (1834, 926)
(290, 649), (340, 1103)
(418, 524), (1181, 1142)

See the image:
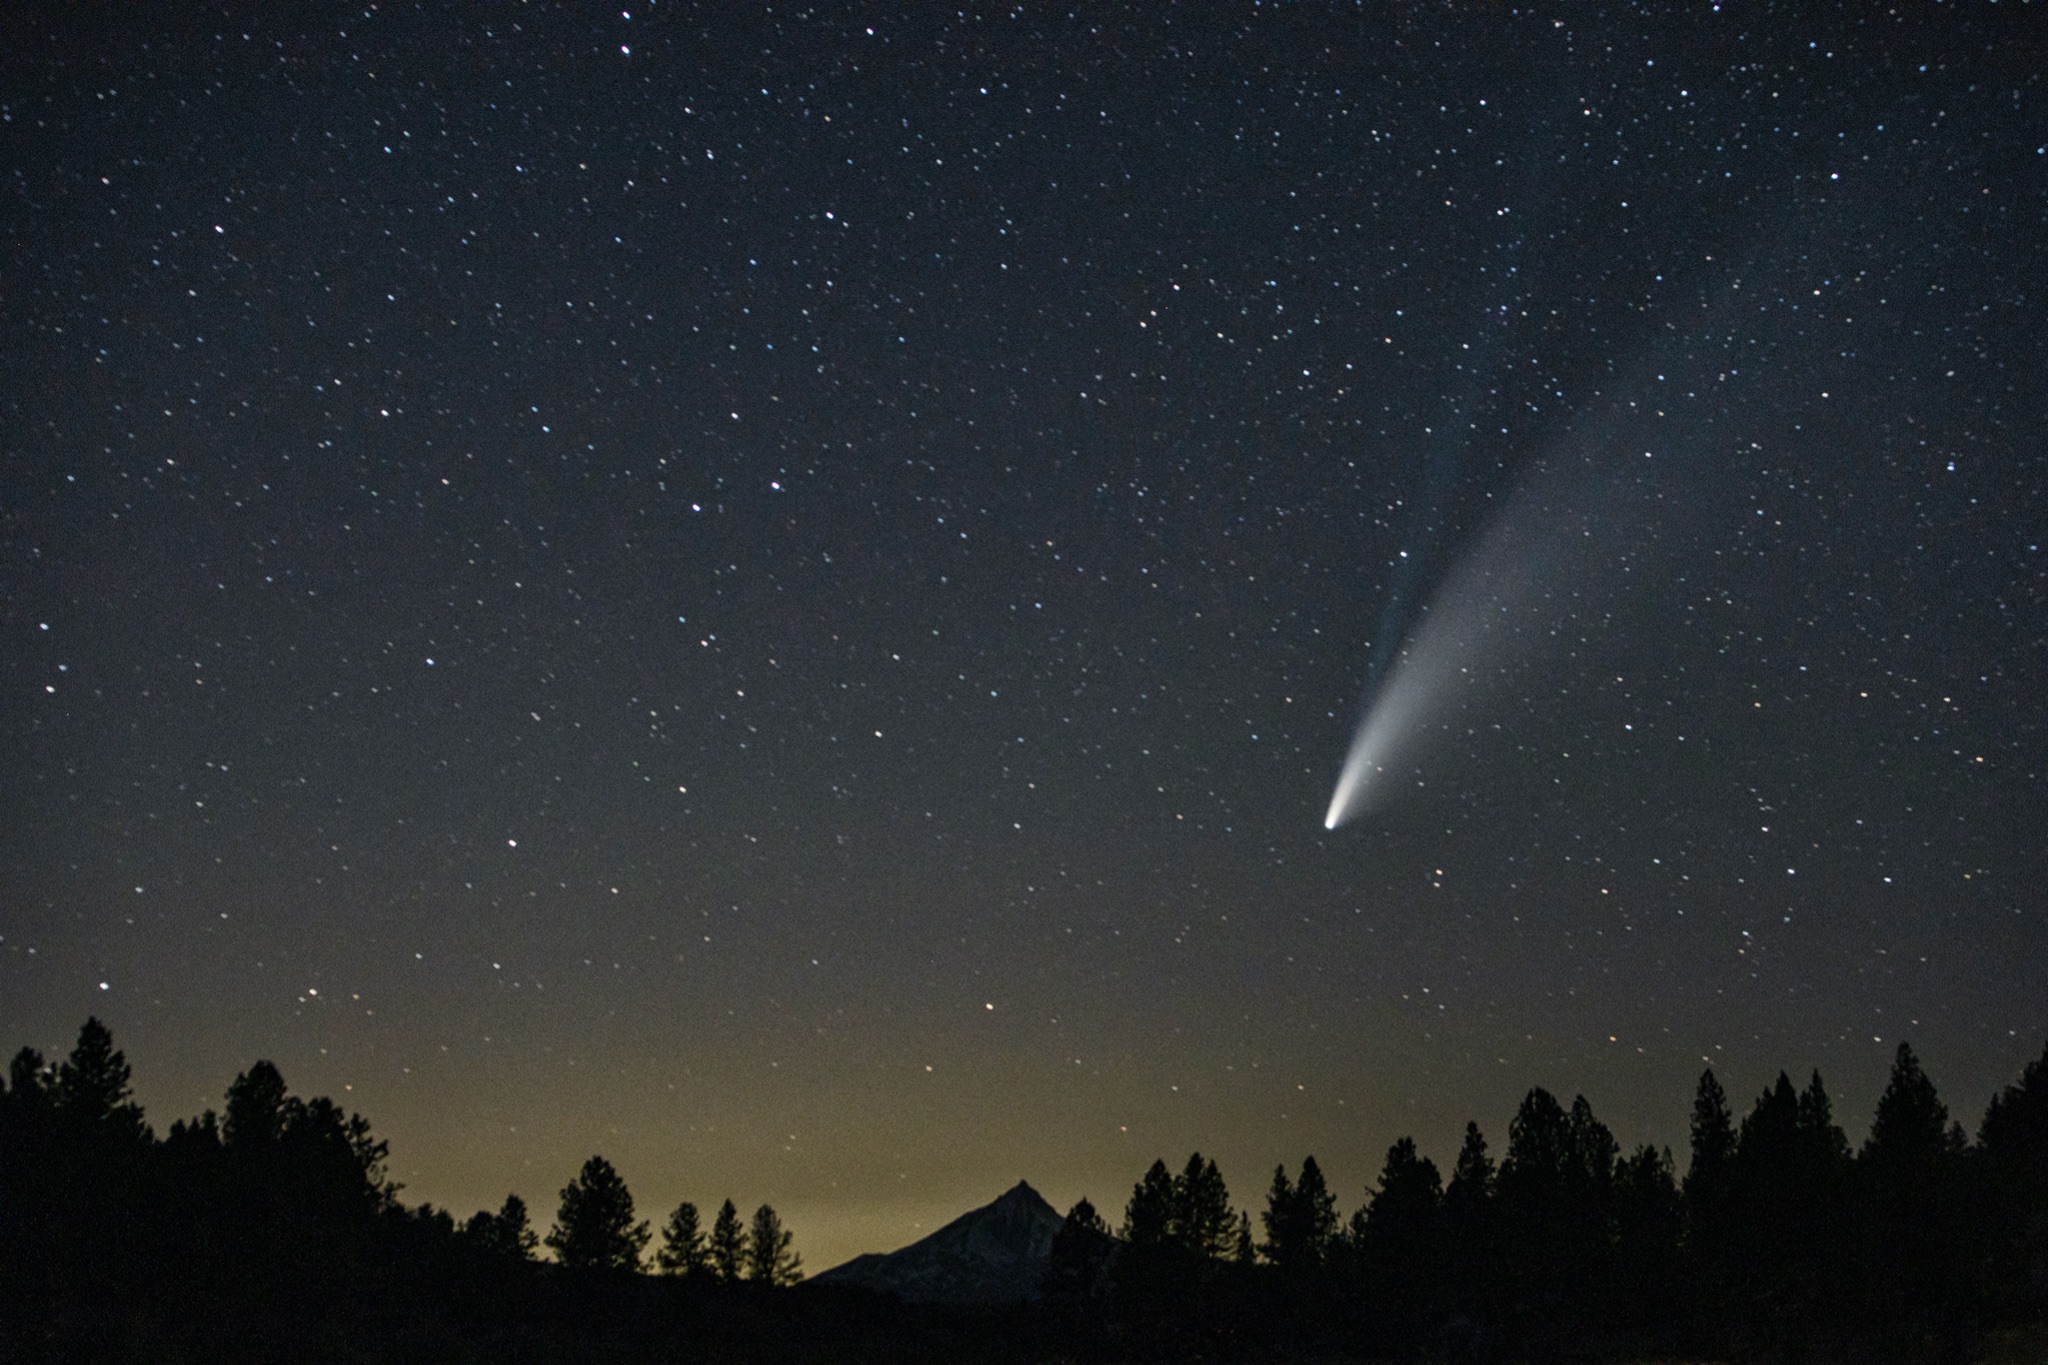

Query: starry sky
(3, 4), (2044, 1270)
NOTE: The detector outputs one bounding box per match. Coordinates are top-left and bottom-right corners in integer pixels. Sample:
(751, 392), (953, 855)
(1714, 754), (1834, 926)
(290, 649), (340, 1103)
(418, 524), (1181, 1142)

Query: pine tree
(51, 1017), (148, 1141)
(1123, 1158), (1176, 1251)
(1443, 1122), (1496, 1322)
(223, 1060), (290, 1148)
(1446, 1120), (1495, 1216)
(744, 1203), (802, 1285)
(1979, 1041), (2048, 1319)
(1980, 1040), (2048, 1162)
(1259, 1163), (1294, 1264)
(1364, 1137), (1444, 1244)
(1044, 1197), (1111, 1300)
(4, 1047), (50, 1115)
(1864, 1042), (1957, 1170)
(1262, 1156), (1337, 1269)
(1361, 1137), (1449, 1351)
(1234, 1209), (1256, 1265)
(467, 1194), (539, 1259)
(546, 1155), (650, 1272)
(1171, 1152), (1235, 1259)
(709, 1198), (747, 1281)
(657, 1200), (708, 1276)
(1685, 1069), (1735, 1200)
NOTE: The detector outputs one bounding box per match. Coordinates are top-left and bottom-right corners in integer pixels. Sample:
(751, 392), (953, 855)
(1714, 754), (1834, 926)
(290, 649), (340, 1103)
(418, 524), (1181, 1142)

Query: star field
(2, 5), (2043, 1268)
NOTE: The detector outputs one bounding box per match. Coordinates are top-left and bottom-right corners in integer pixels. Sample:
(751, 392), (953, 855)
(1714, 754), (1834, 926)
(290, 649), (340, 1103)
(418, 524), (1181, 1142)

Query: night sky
(4, 5), (2043, 1271)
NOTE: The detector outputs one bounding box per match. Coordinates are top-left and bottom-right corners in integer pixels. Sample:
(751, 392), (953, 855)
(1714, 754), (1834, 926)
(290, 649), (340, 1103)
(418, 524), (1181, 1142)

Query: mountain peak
(811, 1181), (1067, 1304)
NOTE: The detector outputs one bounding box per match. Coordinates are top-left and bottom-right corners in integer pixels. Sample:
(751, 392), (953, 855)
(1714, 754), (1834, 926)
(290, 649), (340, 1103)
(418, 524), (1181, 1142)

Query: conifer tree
(3, 1048), (51, 1127)
(1259, 1163), (1294, 1264)
(1864, 1042), (1959, 1170)
(708, 1198), (747, 1281)
(1044, 1197), (1111, 1300)
(1978, 1041), (2048, 1318)
(223, 1060), (290, 1149)
(1445, 1120), (1494, 1216)
(1361, 1138), (1448, 1350)
(467, 1194), (539, 1260)
(1262, 1156), (1337, 1269)
(1171, 1152), (1235, 1259)
(1980, 1040), (2048, 1161)
(1123, 1158), (1176, 1250)
(657, 1200), (708, 1276)
(1685, 1069), (1735, 1201)
(745, 1203), (802, 1285)
(51, 1017), (148, 1141)
(546, 1156), (650, 1272)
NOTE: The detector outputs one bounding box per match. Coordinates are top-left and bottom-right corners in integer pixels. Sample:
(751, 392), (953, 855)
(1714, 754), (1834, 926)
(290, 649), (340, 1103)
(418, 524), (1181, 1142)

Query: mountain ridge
(810, 1180), (1066, 1304)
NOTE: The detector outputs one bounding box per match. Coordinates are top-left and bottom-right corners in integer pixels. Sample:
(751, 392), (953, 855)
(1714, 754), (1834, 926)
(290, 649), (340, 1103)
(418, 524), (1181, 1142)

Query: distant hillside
(811, 1181), (1065, 1304)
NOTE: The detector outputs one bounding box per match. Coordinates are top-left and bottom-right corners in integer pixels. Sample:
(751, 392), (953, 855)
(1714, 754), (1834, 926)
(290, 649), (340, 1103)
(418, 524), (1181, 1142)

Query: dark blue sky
(3, 3), (2042, 1267)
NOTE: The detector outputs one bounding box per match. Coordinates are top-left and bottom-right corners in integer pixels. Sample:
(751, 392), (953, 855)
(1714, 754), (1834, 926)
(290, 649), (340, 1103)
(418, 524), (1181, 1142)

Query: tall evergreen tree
(1445, 1120), (1495, 1225)
(1262, 1156), (1338, 1270)
(708, 1198), (747, 1282)
(1171, 1153), (1235, 1259)
(744, 1204), (802, 1285)
(545, 1156), (649, 1272)
(1611, 1144), (1683, 1334)
(1359, 1137), (1447, 1350)
(1686, 1068), (1736, 1198)
(1980, 1040), (2048, 1162)
(657, 1200), (708, 1276)
(467, 1194), (539, 1260)
(6, 1046), (50, 1108)
(223, 1060), (290, 1149)
(1683, 1068), (1738, 1334)
(1365, 1137), (1444, 1241)
(1860, 1043), (1971, 1348)
(1978, 1041), (2048, 1321)
(1442, 1118), (1498, 1329)
(1864, 1042), (1960, 1170)
(1043, 1197), (1112, 1300)
(1123, 1158), (1176, 1251)
(51, 1018), (147, 1141)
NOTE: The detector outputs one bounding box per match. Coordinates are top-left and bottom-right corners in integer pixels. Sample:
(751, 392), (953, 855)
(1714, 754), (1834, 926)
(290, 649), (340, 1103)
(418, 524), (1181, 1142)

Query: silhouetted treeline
(3, 1019), (2045, 1362)
(0, 1020), (855, 1364)
(1036, 1041), (2048, 1362)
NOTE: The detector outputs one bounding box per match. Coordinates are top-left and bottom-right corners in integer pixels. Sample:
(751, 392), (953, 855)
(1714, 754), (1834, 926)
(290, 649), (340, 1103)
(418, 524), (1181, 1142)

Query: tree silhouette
(223, 1060), (290, 1149)
(1865, 1042), (1962, 1171)
(745, 1204), (802, 1285)
(1611, 1143), (1682, 1335)
(466, 1194), (539, 1260)
(1357, 1137), (1446, 1351)
(1687, 1068), (1736, 1196)
(1171, 1152), (1235, 1259)
(1862, 1043), (1972, 1349)
(51, 1017), (148, 1142)
(1442, 1120), (1496, 1327)
(1493, 1088), (1620, 1349)
(1683, 1066), (1737, 1333)
(1980, 1040), (2048, 1162)
(1043, 1196), (1112, 1301)
(545, 1156), (649, 1272)
(708, 1198), (747, 1281)
(1122, 1158), (1176, 1251)
(1979, 1041), (2048, 1324)
(657, 1200), (708, 1276)
(1261, 1156), (1337, 1270)
(1445, 1119), (1494, 1226)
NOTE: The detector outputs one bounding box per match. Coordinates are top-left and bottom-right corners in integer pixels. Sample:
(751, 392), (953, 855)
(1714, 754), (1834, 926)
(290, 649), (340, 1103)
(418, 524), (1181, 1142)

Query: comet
(1324, 461), (1605, 830)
